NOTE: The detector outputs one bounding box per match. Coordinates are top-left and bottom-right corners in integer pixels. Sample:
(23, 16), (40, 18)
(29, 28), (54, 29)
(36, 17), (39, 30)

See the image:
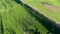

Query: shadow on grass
(23, 4), (60, 34)
(14, 0), (60, 34)
(0, 14), (4, 34)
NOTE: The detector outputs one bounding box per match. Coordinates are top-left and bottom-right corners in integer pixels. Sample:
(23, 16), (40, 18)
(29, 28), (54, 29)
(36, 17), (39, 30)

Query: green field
(0, 0), (60, 34)
(0, 0), (50, 34)
(22, 0), (60, 24)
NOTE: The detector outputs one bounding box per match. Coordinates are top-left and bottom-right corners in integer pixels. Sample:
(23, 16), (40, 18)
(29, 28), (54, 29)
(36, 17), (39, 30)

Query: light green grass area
(22, 0), (60, 24)
(0, 0), (49, 34)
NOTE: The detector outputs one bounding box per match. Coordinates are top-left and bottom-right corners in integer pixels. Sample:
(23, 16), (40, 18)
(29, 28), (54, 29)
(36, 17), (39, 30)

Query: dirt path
(41, 2), (60, 12)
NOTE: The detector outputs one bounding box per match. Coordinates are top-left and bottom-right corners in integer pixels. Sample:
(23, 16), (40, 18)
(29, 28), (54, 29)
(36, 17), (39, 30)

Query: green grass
(0, 0), (49, 34)
(22, 0), (60, 24)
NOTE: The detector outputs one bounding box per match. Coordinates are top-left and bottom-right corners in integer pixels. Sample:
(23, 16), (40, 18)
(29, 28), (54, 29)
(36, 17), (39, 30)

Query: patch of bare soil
(24, 32), (29, 34)
(41, 2), (60, 12)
